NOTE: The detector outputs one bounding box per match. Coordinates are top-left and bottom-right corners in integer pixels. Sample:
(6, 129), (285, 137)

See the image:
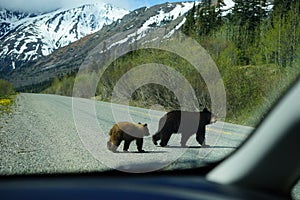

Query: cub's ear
(138, 122), (142, 124)
(203, 108), (209, 112)
(143, 123), (148, 127)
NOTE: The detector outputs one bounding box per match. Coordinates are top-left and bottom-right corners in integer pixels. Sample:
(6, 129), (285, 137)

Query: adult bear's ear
(203, 108), (208, 112)
(143, 123), (148, 127)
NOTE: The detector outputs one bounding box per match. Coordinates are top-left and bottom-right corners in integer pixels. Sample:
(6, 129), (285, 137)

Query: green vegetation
(96, 49), (210, 110)
(43, 75), (75, 96)
(0, 79), (15, 98)
(0, 79), (16, 116)
(44, 0), (300, 126)
(181, 0), (300, 125)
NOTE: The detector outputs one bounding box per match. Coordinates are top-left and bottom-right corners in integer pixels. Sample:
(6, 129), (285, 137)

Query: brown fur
(107, 122), (149, 153)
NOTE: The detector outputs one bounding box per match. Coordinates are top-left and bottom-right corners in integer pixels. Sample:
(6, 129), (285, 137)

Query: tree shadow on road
(115, 150), (168, 153)
(188, 145), (237, 149)
(133, 150), (169, 154)
(161, 145), (237, 149)
(209, 145), (237, 149)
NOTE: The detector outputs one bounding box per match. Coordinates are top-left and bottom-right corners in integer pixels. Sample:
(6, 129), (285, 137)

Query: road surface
(0, 93), (253, 174)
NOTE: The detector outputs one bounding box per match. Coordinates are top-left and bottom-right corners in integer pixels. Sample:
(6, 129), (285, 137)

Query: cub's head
(138, 122), (150, 136)
(201, 108), (217, 124)
(107, 141), (118, 152)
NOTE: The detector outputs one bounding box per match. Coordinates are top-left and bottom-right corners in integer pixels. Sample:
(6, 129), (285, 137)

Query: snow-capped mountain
(0, 3), (128, 73)
(0, 10), (37, 39)
(3, 2), (196, 91)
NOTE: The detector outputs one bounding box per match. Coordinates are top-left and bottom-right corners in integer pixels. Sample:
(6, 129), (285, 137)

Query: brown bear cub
(152, 108), (217, 147)
(107, 122), (150, 153)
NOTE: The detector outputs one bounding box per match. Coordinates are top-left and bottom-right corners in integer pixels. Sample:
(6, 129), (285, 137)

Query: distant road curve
(0, 93), (253, 174)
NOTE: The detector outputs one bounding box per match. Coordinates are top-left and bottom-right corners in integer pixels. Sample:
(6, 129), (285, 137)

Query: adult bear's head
(201, 108), (217, 125)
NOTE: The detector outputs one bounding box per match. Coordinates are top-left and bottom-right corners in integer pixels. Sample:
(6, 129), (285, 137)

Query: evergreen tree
(231, 0), (268, 64)
(274, 0), (300, 67)
(182, 2), (196, 36)
(272, 0), (294, 18)
(215, 0), (225, 27)
(194, 0), (224, 38)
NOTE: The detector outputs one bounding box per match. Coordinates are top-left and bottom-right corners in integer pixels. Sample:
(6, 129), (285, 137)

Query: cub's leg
(136, 138), (145, 153)
(123, 140), (132, 152)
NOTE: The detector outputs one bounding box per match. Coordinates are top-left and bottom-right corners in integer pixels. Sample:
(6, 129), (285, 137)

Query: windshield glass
(0, 0), (299, 175)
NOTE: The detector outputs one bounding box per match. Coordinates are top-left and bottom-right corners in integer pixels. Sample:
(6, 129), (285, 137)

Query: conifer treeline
(182, 0), (300, 67)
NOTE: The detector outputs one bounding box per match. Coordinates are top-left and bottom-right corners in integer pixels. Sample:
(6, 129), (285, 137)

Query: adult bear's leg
(152, 131), (161, 145)
(196, 124), (207, 146)
(196, 134), (205, 145)
(160, 130), (172, 147)
(196, 129), (209, 147)
(180, 133), (191, 147)
(152, 115), (168, 145)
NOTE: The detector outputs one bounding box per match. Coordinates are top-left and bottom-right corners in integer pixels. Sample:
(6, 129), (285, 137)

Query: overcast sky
(0, 0), (187, 13)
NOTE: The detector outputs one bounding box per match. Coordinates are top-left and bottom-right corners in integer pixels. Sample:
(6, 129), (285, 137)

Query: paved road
(0, 93), (253, 174)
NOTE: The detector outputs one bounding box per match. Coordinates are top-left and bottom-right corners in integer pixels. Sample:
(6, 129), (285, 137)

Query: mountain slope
(5, 2), (195, 91)
(0, 3), (128, 74)
(0, 10), (36, 39)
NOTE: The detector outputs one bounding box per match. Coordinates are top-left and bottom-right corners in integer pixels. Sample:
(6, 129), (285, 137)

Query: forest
(44, 0), (300, 126)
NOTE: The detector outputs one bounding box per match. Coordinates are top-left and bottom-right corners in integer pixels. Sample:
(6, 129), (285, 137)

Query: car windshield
(0, 0), (299, 176)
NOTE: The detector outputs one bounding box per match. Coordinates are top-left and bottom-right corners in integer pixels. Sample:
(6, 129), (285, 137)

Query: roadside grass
(223, 64), (299, 126)
(0, 79), (17, 120)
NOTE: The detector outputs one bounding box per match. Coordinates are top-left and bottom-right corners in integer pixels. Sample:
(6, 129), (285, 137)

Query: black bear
(107, 122), (150, 153)
(152, 108), (217, 147)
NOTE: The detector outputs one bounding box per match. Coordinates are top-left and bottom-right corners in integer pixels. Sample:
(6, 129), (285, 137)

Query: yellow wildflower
(0, 99), (11, 106)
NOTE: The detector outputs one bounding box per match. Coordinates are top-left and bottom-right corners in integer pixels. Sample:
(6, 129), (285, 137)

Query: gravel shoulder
(0, 93), (104, 175)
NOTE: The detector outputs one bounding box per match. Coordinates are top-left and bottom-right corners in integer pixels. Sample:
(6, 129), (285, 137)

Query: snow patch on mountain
(105, 2), (194, 52)
(0, 3), (128, 71)
(0, 10), (36, 39)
